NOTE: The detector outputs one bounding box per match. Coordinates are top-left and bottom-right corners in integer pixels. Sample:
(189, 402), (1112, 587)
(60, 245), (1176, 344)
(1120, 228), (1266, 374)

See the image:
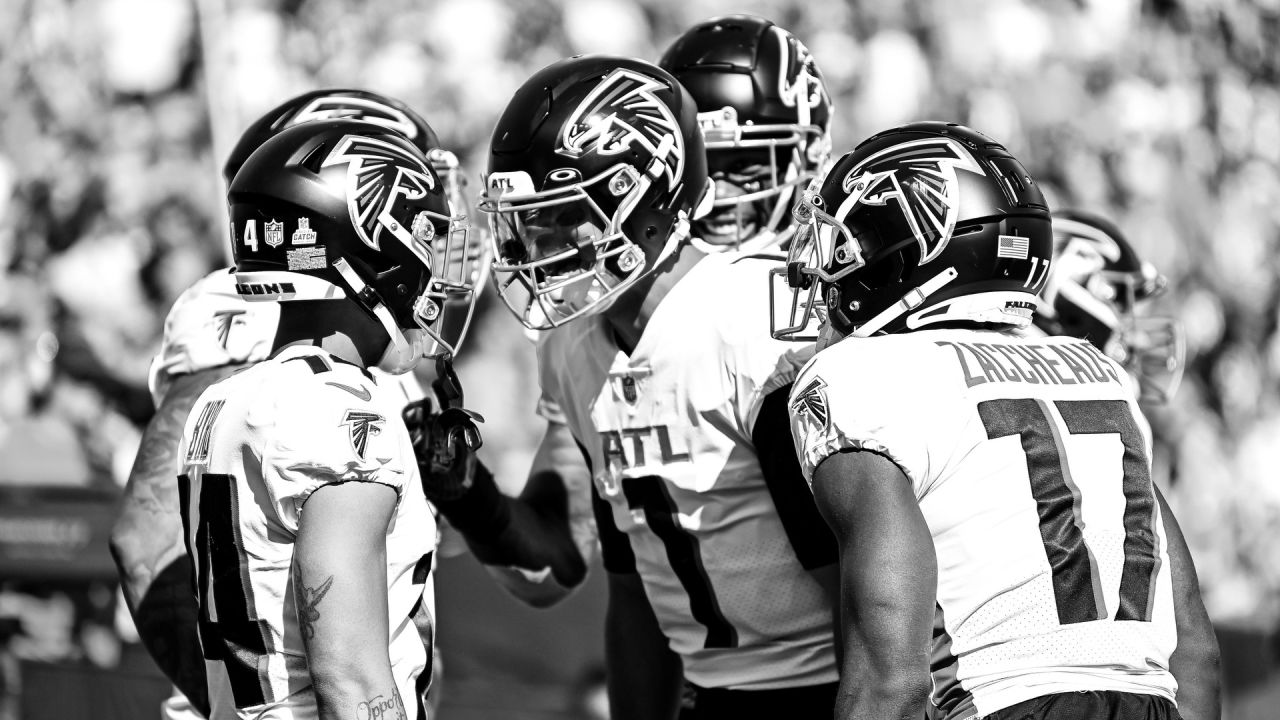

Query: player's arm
(751, 383), (841, 607)
(1155, 486), (1221, 720)
(109, 366), (236, 714)
(605, 571), (683, 720)
(294, 480), (408, 720)
(420, 416), (594, 607)
(810, 449), (935, 720)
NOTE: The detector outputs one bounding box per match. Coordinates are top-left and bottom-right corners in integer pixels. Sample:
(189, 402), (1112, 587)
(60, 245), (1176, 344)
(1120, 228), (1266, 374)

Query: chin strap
(853, 267), (959, 337)
(332, 258), (419, 373)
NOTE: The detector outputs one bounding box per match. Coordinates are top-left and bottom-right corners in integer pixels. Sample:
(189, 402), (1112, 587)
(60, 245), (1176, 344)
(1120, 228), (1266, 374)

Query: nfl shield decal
(265, 220), (285, 248)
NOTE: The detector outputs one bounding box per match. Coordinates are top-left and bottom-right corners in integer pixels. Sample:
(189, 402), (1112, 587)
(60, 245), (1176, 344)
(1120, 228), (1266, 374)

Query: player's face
(698, 150), (773, 245)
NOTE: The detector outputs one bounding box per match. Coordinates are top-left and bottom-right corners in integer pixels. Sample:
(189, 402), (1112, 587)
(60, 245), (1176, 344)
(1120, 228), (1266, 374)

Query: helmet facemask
(1080, 266), (1185, 405)
(695, 106), (830, 252)
(328, 203), (479, 372)
(770, 184), (865, 341)
(482, 165), (661, 330)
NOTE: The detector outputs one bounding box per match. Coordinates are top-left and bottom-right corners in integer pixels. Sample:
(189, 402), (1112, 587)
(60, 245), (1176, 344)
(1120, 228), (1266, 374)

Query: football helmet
(479, 55), (710, 330)
(659, 15), (831, 252)
(222, 89), (466, 215)
(227, 120), (478, 371)
(772, 121), (1052, 343)
(1035, 210), (1185, 404)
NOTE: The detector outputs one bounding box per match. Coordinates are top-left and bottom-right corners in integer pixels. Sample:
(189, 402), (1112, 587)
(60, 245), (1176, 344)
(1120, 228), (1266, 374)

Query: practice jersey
(177, 345), (436, 720)
(537, 252), (836, 691)
(789, 328), (1178, 718)
(148, 268), (425, 407)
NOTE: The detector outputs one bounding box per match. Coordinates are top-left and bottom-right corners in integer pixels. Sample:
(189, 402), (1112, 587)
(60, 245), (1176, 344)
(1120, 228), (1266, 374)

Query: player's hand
(403, 355), (485, 503)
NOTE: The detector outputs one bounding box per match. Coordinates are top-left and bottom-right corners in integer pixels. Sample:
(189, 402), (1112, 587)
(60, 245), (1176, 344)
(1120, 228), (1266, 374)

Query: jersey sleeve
(149, 270), (280, 406)
(716, 256), (817, 436)
(788, 346), (927, 490)
(257, 368), (410, 534)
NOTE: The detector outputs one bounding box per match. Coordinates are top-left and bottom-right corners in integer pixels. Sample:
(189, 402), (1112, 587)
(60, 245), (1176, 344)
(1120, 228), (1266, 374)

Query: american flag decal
(342, 410), (385, 459)
(997, 234), (1030, 260)
(790, 377), (830, 427)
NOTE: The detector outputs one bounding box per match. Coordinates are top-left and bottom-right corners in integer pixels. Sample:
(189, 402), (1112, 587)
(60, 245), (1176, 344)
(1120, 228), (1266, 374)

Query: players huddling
(109, 12), (1220, 720)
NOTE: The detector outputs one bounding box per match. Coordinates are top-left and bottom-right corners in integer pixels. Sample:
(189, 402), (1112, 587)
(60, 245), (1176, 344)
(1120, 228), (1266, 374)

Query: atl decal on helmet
(556, 68), (685, 192)
(839, 137), (986, 264)
(321, 135), (437, 253)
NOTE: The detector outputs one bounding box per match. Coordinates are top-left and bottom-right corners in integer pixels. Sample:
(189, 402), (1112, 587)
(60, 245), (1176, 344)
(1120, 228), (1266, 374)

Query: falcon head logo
(556, 68), (684, 191)
(837, 137), (986, 265)
(342, 410), (385, 459)
(322, 135), (437, 252)
(773, 27), (828, 118)
(790, 376), (830, 428)
(212, 309), (246, 350)
(291, 95), (420, 142)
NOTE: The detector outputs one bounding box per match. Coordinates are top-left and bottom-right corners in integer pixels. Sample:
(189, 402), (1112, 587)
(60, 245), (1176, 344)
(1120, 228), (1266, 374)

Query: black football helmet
(223, 89), (485, 356)
(1035, 210), (1185, 404)
(479, 55), (711, 330)
(227, 120), (477, 370)
(660, 15), (831, 252)
(223, 89), (464, 206)
(773, 121), (1052, 343)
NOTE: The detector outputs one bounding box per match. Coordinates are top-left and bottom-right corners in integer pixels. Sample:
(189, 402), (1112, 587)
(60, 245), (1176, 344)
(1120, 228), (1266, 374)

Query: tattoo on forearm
(297, 575), (334, 641)
(355, 689), (407, 720)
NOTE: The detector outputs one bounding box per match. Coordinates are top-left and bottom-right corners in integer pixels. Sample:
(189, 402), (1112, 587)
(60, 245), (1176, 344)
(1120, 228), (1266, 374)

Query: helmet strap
(852, 267), (958, 337)
(332, 258), (420, 373)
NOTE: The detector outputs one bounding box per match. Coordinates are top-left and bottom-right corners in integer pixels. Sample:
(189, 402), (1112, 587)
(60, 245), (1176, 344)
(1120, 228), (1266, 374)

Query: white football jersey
(537, 252), (836, 691)
(149, 268), (425, 407)
(790, 328), (1178, 718)
(178, 345), (436, 720)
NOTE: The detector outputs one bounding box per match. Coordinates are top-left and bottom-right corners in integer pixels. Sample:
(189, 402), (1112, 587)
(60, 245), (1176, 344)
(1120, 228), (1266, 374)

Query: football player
(1030, 210), (1217, 718)
(774, 121), (1219, 720)
(173, 118), (472, 720)
(410, 55), (839, 720)
(1035, 210), (1185, 406)
(109, 90), (480, 719)
(658, 15), (832, 254)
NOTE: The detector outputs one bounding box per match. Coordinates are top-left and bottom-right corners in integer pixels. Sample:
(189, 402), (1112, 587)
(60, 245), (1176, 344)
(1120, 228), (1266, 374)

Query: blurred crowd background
(0, 0), (1278, 718)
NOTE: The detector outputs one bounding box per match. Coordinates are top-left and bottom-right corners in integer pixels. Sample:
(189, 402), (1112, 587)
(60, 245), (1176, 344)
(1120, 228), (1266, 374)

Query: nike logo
(325, 381), (372, 402)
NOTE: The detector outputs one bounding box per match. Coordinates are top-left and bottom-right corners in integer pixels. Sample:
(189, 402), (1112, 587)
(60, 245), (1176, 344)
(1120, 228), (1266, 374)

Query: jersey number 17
(979, 398), (1161, 625)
